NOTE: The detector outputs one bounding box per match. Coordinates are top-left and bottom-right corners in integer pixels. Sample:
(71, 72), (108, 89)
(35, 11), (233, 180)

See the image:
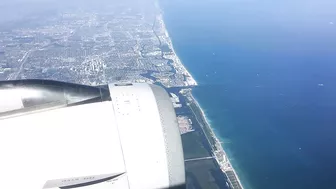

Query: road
(185, 156), (214, 162)
(13, 50), (33, 80)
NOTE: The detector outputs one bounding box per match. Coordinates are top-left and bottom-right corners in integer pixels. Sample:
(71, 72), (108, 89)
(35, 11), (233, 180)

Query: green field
(181, 131), (212, 160)
(185, 159), (229, 189)
(188, 102), (217, 149)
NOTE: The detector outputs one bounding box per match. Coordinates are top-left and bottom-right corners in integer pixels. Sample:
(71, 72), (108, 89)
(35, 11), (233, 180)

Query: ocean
(160, 0), (336, 189)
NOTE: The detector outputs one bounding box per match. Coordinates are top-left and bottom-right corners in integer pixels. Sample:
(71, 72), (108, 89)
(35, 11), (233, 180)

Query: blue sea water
(160, 0), (336, 188)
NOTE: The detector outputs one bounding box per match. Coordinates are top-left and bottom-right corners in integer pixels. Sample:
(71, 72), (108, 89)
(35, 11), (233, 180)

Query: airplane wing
(0, 80), (185, 189)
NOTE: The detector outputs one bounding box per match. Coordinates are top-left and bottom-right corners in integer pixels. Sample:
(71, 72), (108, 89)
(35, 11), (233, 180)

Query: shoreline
(157, 13), (198, 87)
(189, 93), (244, 189)
(157, 5), (244, 189)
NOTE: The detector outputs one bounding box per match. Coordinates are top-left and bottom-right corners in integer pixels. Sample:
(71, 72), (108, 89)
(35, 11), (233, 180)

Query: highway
(14, 50), (32, 80)
(185, 156), (214, 162)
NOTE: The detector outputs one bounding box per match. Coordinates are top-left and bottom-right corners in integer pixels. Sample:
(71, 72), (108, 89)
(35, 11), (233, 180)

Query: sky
(0, 0), (153, 23)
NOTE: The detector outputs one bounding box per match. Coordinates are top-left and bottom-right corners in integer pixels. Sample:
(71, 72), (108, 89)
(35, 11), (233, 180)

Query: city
(0, 2), (196, 88)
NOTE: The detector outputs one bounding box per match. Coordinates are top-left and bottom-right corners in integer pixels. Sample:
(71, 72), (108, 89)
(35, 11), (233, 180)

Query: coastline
(156, 12), (198, 87)
(158, 5), (244, 189)
(189, 93), (244, 189)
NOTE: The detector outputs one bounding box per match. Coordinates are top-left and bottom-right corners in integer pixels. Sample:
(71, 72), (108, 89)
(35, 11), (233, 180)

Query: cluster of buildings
(0, 6), (197, 88)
